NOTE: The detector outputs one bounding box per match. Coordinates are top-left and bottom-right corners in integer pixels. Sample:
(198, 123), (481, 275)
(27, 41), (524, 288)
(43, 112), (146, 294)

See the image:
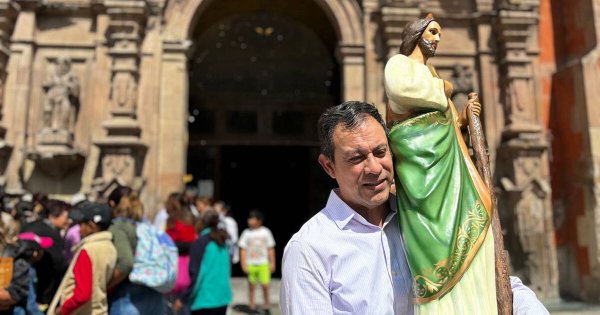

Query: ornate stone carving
(27, 57), (84, 180)
(110, 71), (137, 110)
(449, 65), (474, 114)
(93, 0), (148, 193)
(41, 57), (80, 137)
(494, 0), (559, 300)
(0, 0), (18, 187)
(92, 144), (146, 194)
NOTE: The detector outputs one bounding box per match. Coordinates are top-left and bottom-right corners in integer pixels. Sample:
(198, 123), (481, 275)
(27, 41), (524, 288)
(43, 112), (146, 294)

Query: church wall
(548, 0), (600, 301)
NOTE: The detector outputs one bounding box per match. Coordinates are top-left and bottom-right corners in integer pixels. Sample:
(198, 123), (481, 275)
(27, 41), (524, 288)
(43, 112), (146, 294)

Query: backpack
(129, 222), (178, 293)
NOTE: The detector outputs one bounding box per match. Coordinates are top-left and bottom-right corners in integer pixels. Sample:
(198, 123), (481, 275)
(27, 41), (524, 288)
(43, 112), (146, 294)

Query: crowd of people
(0, 188), (277, 315)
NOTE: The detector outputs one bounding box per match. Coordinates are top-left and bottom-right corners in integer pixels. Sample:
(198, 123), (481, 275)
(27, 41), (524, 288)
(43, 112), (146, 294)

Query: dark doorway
(187, 145), (335, 277)
(186, 0), (341, 277)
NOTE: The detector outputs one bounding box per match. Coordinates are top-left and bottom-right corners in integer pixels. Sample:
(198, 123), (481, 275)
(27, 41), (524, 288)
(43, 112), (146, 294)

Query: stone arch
(156, 0), (366, 202)
(163, 0), (364, 45)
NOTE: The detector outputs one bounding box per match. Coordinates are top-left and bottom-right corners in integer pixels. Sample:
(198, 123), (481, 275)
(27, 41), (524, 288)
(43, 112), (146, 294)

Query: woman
(188, 209), (232, 315)
(165, 193), (196, 315)
(107, 187), (167, 315)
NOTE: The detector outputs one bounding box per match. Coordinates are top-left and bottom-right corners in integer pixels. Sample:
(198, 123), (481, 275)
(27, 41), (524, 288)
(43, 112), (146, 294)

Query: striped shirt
(280, 189), (550, 315)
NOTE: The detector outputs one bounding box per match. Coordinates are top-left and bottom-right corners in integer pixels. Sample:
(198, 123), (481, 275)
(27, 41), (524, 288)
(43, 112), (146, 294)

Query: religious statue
(42, 57), (80, 134)
(384, 14), (498, 313)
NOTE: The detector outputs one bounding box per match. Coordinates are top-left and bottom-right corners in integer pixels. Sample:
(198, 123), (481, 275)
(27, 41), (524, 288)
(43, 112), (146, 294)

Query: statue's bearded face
(419, 21), (441, 58)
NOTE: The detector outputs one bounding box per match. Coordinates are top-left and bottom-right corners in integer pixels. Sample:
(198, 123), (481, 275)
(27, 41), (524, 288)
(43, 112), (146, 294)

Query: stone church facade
(0, 0), (597, 302)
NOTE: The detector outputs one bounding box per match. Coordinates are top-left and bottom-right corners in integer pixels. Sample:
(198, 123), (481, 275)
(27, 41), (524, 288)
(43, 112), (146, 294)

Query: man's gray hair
(317, 101), (387, 161)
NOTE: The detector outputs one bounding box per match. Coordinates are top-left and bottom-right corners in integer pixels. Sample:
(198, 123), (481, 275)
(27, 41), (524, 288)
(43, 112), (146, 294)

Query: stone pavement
(229, 277), (600, 315)
(544, 301), (600, 315)
(230, 277), (281, 315)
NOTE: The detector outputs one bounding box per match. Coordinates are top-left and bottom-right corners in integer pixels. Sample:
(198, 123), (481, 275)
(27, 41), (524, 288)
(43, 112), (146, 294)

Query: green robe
(385, 54), (497, 314)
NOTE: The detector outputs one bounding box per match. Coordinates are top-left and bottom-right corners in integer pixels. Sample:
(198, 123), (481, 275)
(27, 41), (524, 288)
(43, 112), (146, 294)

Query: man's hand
(242, 264), (248, 274)
(270, 263), (276, 274)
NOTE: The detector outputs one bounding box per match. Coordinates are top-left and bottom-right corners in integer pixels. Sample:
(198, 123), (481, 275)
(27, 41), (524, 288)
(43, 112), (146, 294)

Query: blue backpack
(129, 222), (178, 293)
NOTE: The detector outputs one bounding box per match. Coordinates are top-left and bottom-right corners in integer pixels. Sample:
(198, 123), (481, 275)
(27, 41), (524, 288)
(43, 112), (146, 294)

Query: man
(48, 202), (117, 315)
(280, 102), (548, 314)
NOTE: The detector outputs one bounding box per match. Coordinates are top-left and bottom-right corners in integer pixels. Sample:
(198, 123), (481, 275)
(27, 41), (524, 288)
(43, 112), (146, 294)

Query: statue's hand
(443, 80), (453, 98)
(467, 97), (481, 117)
(458, 93), (481, 128)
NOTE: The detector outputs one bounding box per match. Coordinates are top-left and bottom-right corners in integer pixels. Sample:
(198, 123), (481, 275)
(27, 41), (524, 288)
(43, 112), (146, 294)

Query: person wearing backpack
(187, 209), (232, 315)
(106, 187), (167, 315)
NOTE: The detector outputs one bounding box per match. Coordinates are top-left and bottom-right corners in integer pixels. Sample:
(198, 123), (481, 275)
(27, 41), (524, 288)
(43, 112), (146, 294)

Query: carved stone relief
(110, 72), (137, 110)
(449, 65), (474, 114)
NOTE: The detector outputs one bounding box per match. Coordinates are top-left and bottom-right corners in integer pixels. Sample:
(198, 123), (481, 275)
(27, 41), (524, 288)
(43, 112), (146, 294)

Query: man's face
(419, 21), (442, 58)
(79, 222), (93, 238)
(318, 116), (394, 213)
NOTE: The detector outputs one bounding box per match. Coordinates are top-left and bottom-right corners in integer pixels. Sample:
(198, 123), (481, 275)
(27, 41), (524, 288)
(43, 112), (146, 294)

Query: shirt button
(392, 271), (398, 277)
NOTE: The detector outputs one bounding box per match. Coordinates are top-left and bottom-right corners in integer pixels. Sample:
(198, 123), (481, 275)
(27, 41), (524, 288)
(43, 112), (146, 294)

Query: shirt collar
(325, 189), (398, 230)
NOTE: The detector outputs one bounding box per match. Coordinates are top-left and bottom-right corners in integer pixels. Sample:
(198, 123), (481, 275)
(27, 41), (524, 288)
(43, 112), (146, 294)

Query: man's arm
(511, 276), (549, 315)
(280, 240), (332, 315)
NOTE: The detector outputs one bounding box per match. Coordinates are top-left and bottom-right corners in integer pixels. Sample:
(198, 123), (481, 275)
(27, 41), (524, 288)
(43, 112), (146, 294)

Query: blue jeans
(13, 268), (44, 315)
(109, 282), (167, 315)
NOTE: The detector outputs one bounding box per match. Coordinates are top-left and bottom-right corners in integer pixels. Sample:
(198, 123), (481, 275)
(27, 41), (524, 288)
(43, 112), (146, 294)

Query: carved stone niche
(27, 57), (84, 179)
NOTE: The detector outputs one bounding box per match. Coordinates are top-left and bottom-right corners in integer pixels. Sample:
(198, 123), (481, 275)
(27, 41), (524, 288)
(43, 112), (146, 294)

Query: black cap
(78, 202), (112, 227)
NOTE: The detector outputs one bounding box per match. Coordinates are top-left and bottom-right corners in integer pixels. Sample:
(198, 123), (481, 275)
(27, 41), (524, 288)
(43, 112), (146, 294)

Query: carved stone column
(335, 44), (366, 102)
(0, 0), (18, 187)
(494, 0), (559, 299)
(93, 0), (148, 196)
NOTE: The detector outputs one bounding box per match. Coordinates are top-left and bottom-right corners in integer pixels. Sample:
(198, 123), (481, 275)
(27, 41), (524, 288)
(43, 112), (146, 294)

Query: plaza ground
(229, 278), (600, 315)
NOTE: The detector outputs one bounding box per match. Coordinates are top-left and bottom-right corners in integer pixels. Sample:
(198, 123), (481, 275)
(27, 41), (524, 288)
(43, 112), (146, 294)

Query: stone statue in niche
(111, 72), (137, 110)
(42, 57), (80, 134)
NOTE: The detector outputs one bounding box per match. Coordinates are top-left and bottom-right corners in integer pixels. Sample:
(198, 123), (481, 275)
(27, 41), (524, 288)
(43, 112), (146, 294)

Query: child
(238, 210), (275, 314)
(47, 202), (117, 315)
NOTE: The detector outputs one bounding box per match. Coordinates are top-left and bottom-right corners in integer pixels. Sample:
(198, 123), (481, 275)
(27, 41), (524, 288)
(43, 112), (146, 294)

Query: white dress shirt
(280, 189), (413, 315)
(280, 189), (549, 315)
